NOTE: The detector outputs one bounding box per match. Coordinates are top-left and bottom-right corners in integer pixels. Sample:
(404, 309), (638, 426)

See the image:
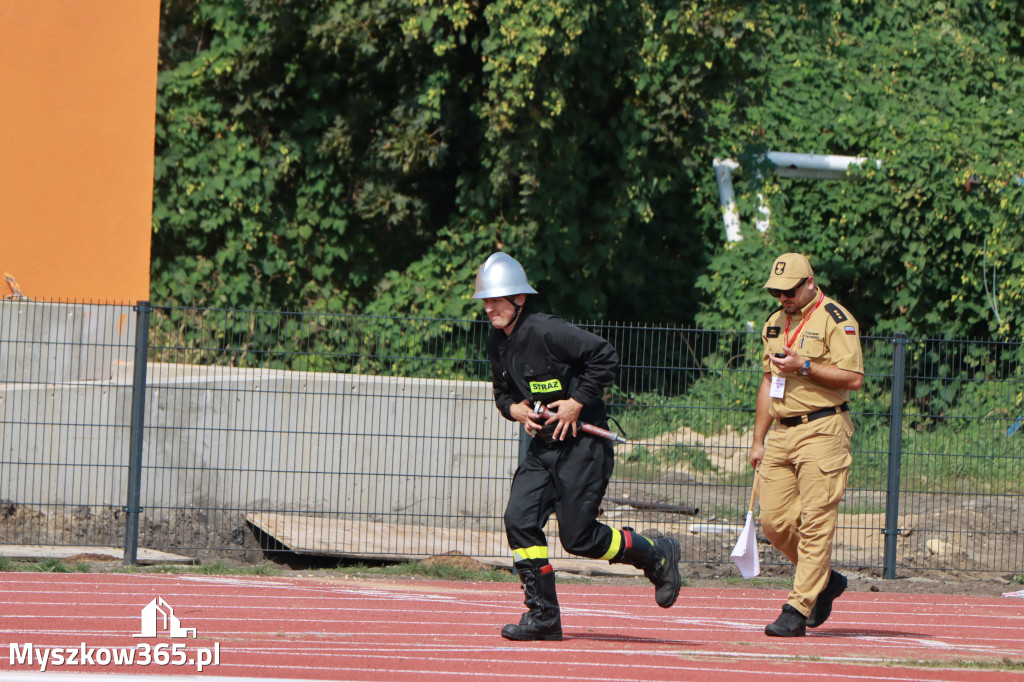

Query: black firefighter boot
(611, 528), (682, 608)
(501, 562), (563, 641)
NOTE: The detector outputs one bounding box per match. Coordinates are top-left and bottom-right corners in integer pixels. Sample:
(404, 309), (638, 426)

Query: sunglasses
(768, 278), (807, 299)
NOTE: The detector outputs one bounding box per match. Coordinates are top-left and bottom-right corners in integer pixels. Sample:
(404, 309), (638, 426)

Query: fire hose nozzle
(532, 401), (627, 444)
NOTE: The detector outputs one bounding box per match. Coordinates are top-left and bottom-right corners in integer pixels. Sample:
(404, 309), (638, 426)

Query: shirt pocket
(798, 337), (827, 361)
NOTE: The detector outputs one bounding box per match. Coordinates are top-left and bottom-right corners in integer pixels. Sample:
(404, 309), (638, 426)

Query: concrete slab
(0, 544), (196, 565)
(246, 512), (644, 578)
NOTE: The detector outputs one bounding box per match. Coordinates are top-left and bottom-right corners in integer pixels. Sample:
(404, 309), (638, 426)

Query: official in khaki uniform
(748, 253), (864, 637)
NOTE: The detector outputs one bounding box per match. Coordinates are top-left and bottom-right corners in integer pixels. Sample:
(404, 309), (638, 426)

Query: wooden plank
(246, 512), (643, 577)
(0, 544), (195, 565)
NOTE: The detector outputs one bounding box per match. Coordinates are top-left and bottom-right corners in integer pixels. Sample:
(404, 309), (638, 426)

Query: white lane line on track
(1, 637), (1016, 670)
(4, 627), (1019, 660)
(0, 585), (474, 601)
(0, 674), (323, 682)
(2, 586), (1019, 619)
(3, 651), (983, 682)
(1, 584), (1019, 620)
(1, 577), (1018, 621)
(102, 657), (1003, 682)
(5, 607), (1022, 644)
(1, 576), (1014, 605)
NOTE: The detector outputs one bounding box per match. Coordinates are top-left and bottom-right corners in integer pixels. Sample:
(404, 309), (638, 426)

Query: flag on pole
(730, 510), (761, 579)
(731, 470), (761, 579)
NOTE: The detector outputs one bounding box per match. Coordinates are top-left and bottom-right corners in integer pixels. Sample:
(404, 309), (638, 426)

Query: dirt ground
(89, 547), (1024, 600)
(1, 489), (1020, 600)
(39, 543), (1018, 600)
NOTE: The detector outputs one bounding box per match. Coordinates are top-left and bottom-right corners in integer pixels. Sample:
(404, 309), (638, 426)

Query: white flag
(730, 511), (761, 579)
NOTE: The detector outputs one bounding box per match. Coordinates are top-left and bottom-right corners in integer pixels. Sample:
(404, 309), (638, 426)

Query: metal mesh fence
(883, 337), (1023, 573)
(0, 300), (1020, 576)
(0, 301), (136, 548)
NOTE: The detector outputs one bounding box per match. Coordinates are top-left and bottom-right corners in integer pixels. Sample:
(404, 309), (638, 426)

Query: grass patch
(709, 504), (749, 520)
(719, 575), (793, 589)
(148, 560), (237, 575)
(248, 560), (282, 576)
(840, 497), (887, 515)
(615, 443), (717, 481)
(331, 560), (518, 583)
(2, 555), (502, 582)
(615, 446), (662, 481)
(34, 558), (72, 573)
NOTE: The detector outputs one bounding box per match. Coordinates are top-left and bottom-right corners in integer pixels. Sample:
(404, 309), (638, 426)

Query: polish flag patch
(844, 326), (856, 335)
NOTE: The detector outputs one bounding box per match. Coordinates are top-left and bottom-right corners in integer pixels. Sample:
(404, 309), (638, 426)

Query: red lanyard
(784, 290), (824, 348)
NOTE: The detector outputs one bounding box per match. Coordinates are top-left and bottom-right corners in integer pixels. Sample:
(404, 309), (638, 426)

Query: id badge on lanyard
(770, 375), (786, 398)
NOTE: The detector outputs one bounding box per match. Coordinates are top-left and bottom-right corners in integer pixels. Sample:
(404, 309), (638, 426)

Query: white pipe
(713, 158), (741, 243)
(714, 151), (883, 241)
(767, 151), (882, 179)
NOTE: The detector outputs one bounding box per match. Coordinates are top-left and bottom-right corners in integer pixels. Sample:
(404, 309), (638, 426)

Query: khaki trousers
(759, 411), (853, 616)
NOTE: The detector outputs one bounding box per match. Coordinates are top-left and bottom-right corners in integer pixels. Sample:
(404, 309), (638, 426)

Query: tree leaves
(694, 0), (1024, 340)
(152, 0), (1024, 342)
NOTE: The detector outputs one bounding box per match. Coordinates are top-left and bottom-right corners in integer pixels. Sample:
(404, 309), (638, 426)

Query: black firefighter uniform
(486, 310), (621, 563)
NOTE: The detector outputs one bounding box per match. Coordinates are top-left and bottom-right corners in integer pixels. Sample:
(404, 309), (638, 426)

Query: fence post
(123, 301), (151, 566)
(882, 332), (907, 579)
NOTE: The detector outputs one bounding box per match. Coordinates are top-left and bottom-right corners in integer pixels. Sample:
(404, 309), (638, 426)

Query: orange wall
(0, 2), (160, 303)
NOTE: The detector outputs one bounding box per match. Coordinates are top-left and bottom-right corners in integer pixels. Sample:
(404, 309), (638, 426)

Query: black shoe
(764, 604), (806, 637)
(806, 570), (847, 628)
(645, 537), (682, 608)
(501, 610), (563, 641)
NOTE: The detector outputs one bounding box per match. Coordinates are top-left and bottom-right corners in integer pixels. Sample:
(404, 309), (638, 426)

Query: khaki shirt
(760, 289), (863, 418)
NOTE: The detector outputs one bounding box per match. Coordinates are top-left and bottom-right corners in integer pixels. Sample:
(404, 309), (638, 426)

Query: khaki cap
(764, 253), (814, 288)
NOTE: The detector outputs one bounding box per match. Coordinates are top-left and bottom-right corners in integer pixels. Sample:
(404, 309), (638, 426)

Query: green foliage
(153, 0), (765, 324)
(154, 0), (449, 312)
(148, 306), (495, 389)
(615, 442), (715, 481)
(608, 331), (1022, 494)
(846, 336), (1024, 493)
(695, 0), (1024, 341)
(152, 1), (1024, 343)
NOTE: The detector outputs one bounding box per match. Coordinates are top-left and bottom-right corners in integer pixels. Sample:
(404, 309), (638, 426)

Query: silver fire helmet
(472, 252), (538, 299)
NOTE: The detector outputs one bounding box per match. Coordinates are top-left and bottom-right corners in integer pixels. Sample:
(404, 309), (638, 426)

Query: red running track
(0, 572), (1021, 681)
